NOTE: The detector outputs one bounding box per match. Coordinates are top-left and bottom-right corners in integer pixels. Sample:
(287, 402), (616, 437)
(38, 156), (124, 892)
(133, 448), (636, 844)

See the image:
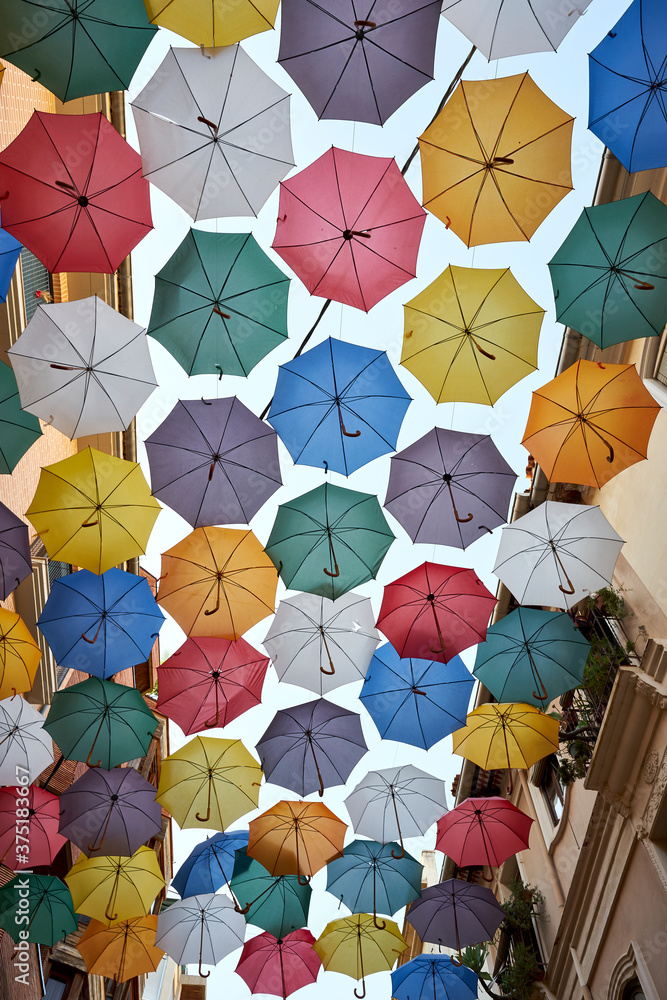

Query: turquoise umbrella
(0, 874), (77, 946)
(230, 848), (311, 939)
(325, 840), (422, 928)
(0, 359), (41, 474)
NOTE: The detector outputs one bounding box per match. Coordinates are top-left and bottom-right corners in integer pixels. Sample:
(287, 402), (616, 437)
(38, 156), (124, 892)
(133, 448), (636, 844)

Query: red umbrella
(235, 929), (321, 999)
(435, 797), (533, 873)
(0, 784), (66, 871)
(0, 111), (152, 273)
(376, 563), (496, 663)
(156, 636), (269, 734)
(272, 146), (426, 311)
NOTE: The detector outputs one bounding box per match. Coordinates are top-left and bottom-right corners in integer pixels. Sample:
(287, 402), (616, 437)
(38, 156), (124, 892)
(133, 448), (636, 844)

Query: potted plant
(501, 879), (545, 930)
(500, 942), (543, 1000)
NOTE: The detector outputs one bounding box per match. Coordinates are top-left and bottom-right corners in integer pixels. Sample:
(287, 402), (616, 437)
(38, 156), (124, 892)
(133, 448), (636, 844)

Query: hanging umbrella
(325, 840), (423, 926)
(419, 73), (573, 247)
(247, 800), (347, 879)
(492, 500), (625, 610)
(143, 0), (279, 46)
(42, 676), (158, 770)
(0, 608), (42, 699)
(230, 848), (311, 939)
(441, 0), (593, 59)
(76, 915), (164, 983)
(156, 735), (262, 830)
(452, 703), (560, 771)
(588, 0), (667, 174)
(314, 913), (407, 999)
(131, 45), (293, 221)
(272, 146), (426, 311)
(385, 427), (517, 547)
(0, 695), (54, 786)
(263, 592), (380, 696)
(37, 568), (164, 681)
(256, 698), (368, 798)
(0, 359), (41, 474)
(0, 500), (31, 601)
(0, 225), (21, 303)
(26, 447), (161, 575)
(65, 846), (165, 924)
(401, 265), (544, 405)
(265, 483), (395, 602)
(0, 111), (152, 273)
(155, 892), (246, 979)
(172, 830), (249, 899)
(360, 644), (473, 750)
(435, 797), (533, 871)
(236, 929), (321, 1000)
(157, 527), (277, 639)
(405, 879), (505, 953)
(145, 396), (282, 526)
(376, 563), (496, 663)
(157, 636), (269, 734)
(0, 874), (77, 946)
(268, 337), (411, 476)
(391, 954), (479, 1000)
(473, 607), (590, 706)
(0, 784), (66, 870)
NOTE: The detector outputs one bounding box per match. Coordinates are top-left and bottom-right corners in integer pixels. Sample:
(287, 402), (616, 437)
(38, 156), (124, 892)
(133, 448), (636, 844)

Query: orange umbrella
(247, 800), (347, 881)
(522, 360), (660, 489)
(76, 915), (164, 982)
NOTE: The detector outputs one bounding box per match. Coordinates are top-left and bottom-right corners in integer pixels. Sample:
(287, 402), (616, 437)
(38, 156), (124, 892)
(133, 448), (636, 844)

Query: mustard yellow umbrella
(314, 913), (407, 999)
(65, 846), (165, 926)
(401, 265), (544, 405)
(76, 915), (164, 982)
(142, 0), (279, 46)
(452, 703), (559, 773)
(0, 608), (41, 699)
(26, 447), (160, 575)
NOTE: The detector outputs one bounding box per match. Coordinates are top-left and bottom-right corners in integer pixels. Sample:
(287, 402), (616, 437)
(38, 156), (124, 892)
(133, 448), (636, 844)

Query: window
(622, 980), (646, 1000)
(44, 977), (69, 1000)
(541, 755), (565, 824)
(20, 247), (52, 324)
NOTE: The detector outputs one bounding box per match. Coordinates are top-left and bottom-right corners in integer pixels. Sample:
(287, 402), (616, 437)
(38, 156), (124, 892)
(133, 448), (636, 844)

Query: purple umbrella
(0, 500), (31, 600)
(145, 396), (282, 528)
(384, 428), (517, 549)
(405, 879), (505, 957)
(58, 766), (162, 857)
(256, 699), (368, 798)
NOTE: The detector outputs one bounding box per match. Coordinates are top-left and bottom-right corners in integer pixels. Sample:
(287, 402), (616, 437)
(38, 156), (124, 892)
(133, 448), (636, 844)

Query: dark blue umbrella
(391, 954), (479, 1000)
(268, 337), (411, 476)
(0, 500), (31, 601)
(360, 644), (474, 750)
(325, 839), (422, 927)
(0, 226), (20, 303)
(172, 830), (249, 899)
(37, 568), (165, 680)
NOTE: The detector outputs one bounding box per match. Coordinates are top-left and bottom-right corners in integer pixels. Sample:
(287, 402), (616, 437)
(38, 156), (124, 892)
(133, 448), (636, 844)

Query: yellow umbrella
(452, 703), (559, 773)
(419, 72), (573, 247)
(26, 447), (160, 575)
(76, 915), (164, 982)
(314, 913), (407, 999)
(65, 846), (165, 926)
(0, 608), (41, 699)
(401, 265), (544, 405)
(156, 735), (262, 831)
(142, 0), (279, 46)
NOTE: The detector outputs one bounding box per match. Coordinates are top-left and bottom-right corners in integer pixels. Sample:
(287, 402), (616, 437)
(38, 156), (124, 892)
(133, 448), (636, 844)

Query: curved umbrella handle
(340, 420), (361, 438)
(532, 674), (549, 702)
(212, 306), (231, 318)
(198, 960), (211, 979)
(204, 712), (220, 729)
(430, 642), (447, 654)
(634, 281), (654, 290)
(320, 660), (336, 675)
(324, 562), (340, 578)
(558, 581), (576, 595)
(354, 20), (376, 27)
(234, 901), (251, 914)
(197, 115), (218, 133)
(297, 874), (311, 886)
(85, 747), (102, 768)
(105, 901), (118, 922)
(390, 844), (405, 860)
(373, 913), (386, 930)
(354, 981), (366, 999)
(449, 954), (463, 967)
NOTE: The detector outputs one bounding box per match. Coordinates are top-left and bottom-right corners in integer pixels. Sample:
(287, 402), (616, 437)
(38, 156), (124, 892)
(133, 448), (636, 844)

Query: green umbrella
(0, 874), (77, 946)
(43, 677), (157, 770)
(230, 848), (311, 939)
(147, 229), (290, 378)
(0, 359), (41, 474)
(265, 483), (394, 602)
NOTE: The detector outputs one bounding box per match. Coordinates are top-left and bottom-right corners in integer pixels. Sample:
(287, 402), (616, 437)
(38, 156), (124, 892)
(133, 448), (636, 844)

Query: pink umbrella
(0, 784), (66, 870)
(235, 929), (321, 999)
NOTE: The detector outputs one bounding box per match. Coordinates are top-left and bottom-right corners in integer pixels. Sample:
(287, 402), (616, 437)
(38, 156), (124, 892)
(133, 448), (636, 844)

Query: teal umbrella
(264, 483), (394, 601)
(325, 840), (422, 927)
(0, 874), (77, 946)
(0, 359), (41, 474)
(230, 848), (311, 939)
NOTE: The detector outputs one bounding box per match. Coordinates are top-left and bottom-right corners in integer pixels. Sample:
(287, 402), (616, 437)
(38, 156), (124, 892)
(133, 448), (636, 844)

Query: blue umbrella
(37, 568), (165, 680)
(172, 830), (249, 899)
(391, 954), (479, 1000)
(230, 848), (312, 939)
(325, 839), (422, 928)
(360, 644), (474, 750)
(0, 226), (20, 303)
(268, 337), (411, 476)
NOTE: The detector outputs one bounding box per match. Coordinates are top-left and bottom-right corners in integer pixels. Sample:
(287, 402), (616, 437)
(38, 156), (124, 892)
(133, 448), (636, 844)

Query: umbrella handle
(81, 516), (99, 528)
(104, 901), (118, 922)
(341, 421), (361, 438)
(319, 629), (336, 675)
(198, 960), (211, 979)
(430, 642), (447, 654)
(491, 156), (514, 165)
(373, 913), (386, 930)
(323, 562), (340, 578)
(449, 954), (463, 967)
(558, 581), (576, 595)
(197, 115), (218, 133)
(532, 675), (549, 702)
(196, 774), (212, 822)
(354, 984), (366, 999)
(234, 901), (251, 914)
(85, 747), (102, 768)
(354, 20), (376, 27)
(213, 306), (231, 318)
(297, 874), (311, 886)
(204, 713), (219, 729)
(81, 620), (103, 645)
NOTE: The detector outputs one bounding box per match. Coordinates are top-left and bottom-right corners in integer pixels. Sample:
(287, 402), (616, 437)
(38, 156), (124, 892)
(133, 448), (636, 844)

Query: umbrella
(435, 796), (533, 871)
(156, 735), (262, 830)
(522, 360), (661, 489)
(384, 427), (517, 547)
(42, 676), (158, 770)
(155, 893), (246, 979)
(268, 337), (411, 476)
(0, 695), (53, 786)
(0, 0), (157, 102)
(157, 636), (269, 734)
(143, 0), (279, 46)
(263, 592), (380, 696)
(58, 766), (162, 857)
(492, 501), (625, 610)
(265, 483), (395, 602)
(256, 698), (368, 797)
(452, 703), (560, 771)
(405, 879), (505, 952)
(376, 563), (496, 663)
(441, 0), (593, 59)
(391, 954), (479, 1000)
(272, 146), (426, 311)
(65, 845), (165, 924)
(401, 265), (544, 405)
(230, 848), (311, 939)
(145, 396), (282, 526)
(0, 608), (42, 699)
(0, 874), (77, 945)
(131, 45), (294, 221)
(359, 644), (474, 750)
(247, 800), (347, 879)
(548, 192), (667, 349)
(0, 225), (21, 303)
(0, 111), (152, 273)
(419, 72), (573, 247)
(26, 446), (161, 576)
(314, 913), (407, 998)
(325, 840), (423, 926)
(157, 527), (278, 639)
(0, 358), (42, 474)
(236, 929), (321, 1000)
(278, 0), (442, 126)
(76, 915), (164, 983)
(172, 830), (249, 899)
(37, 568), (165, 681)
(0, 500), (31, 601)
(146, 229), (289, 379)
(0, 784), (66, 870)
(473, 607), (590, 706)
(8, 295), (157, 439)
(588, 0), (667, 173)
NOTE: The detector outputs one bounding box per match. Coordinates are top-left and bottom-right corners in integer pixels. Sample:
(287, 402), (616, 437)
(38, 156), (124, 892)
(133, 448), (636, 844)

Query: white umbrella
(0, 695), (54, 786)
(441, 0), (593, 60)
(131, 45), (294, 221)
(263, 592), (380, 696)
(8, 296), (157, 440)
(155, 893), (245, 979)
(493, 501), (624, 610)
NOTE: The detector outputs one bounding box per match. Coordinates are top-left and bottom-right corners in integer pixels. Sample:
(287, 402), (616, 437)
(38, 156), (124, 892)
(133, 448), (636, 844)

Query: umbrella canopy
(325, 839), (423, 922)
(405, 879), (505, 951)
(143, 0), (279, 46)
(0, 695), (54, 786)
(401, 265), (544, 405)
(146, 229), (289, 379)
(265, 483), (394, 602)
(272, 146), (426, 311)
(0, 608), (41, 700)
(360, 644), (473, 750)
(131, 45), (294, 221)
(156, 893), (246, 978)
(391, 954), (479, 1000)
(26, 447), (160, 576)
(344, 764), (447, 852)
(314, 913), (407, 995)
(172, 830), (249, 899)
(0, 225), (21, 303)
(278, 0), (442, 126)
(66, 846), (165, 924)
(452, 703), (560, 771)
(268, 337), (411, 476)
(376, 562), (496, 663)
(230, 848), (312, 939)
(256, 698), (368, 797)
(0, 359), (42, 474)
(0, 111), (152, 273)
(0, 500), (31, 601)
(0, 784), (66, 871)
(436, 796), (533, 871)
(0, 874), (77, 946)
(263, 592), (380, 696)
(37, 568), (164, 681)
(419, 73), (573, 247)
(146, 396), (282, 526)
(76, 915), (164, 983)
(441, 0), (593, 59)
(236, 929), (321, 1000)
(247, 800), (347, 878)
(385, 427), (517, 547)
(493, 500), (625, 610)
